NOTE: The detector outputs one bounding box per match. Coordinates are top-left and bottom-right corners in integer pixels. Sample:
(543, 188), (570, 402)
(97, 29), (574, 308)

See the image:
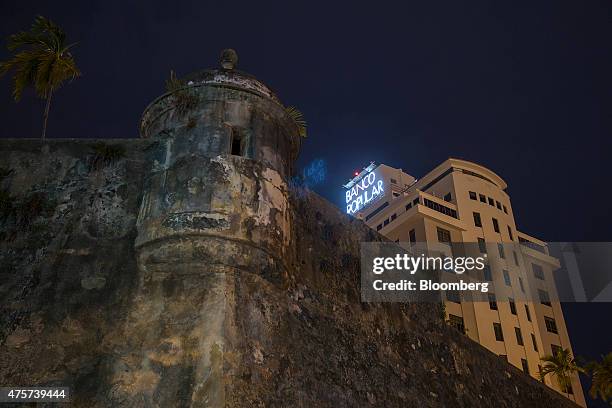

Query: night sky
(1, 1), (611, 405)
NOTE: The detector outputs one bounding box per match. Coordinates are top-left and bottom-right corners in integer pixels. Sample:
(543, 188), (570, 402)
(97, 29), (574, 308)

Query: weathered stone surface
(0, 139), (578, 407)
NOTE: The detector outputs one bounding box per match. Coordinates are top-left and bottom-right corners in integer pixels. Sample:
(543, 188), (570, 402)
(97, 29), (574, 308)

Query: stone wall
(0, 139), (578, 407)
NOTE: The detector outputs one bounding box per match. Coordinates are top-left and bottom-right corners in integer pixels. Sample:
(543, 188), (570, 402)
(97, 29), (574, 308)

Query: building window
(509, 297), (517, 314)
(391, 213), (397, 221)
(551, 344), (563, 357)
(423, 198), (458, 218)
(383, 219), (389, 226)
(469, 191), (477, 200)
(390, 178), (397, 184)
(493, 323), (504, 341)
(545, 317), (558, 334)
(446, 290), (461, 303)
(473, 212), (482, 227)
(521, 358), (529, 374)
(443, 192), (452, 202)
(448, 314), (465, 334)
(519, 277), (525, 293)
(531, 333), (538, 351)
(503, 270), (511, 286)
(437, 227), (451, 244)
(479, 194), (486, 203)
(365, 201), (389, 221)
(230, 129), (245, 156)
(405, 202), (412, 211)
(483, 264), (492, 281)
(492, 218), (500, 233)
(409, 229), (416, 245)
(498, 243), (506, 259)
(488, 197), (495, 206)
(392, 192), (400, 197)
(515, 327), (524, 346)
(488, 293), (498, 310)
(532, 264), (545, 280)
(539, 289), (551, 307)
(525, 305), (531, 322)
(503, 205), (508, 214)
(513, 251), (519, 266)
(478, 238), (487, 254)
(507, 226), (514, 241)
(413, 197), (419, 206)
(376, 224), (382, 231)
(496, 201), (502, 210)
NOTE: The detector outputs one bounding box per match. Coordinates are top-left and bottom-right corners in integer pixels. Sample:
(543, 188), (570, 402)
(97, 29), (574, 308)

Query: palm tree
(0, 15), (80, 140)
(586, 352), (612, 405)
(539, 348), (586, 400)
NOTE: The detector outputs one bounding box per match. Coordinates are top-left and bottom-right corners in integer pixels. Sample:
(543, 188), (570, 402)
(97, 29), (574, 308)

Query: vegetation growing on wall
(90, 142), (126, 170)
(165, 70), (200, 116)
(285, 106), (307, 138)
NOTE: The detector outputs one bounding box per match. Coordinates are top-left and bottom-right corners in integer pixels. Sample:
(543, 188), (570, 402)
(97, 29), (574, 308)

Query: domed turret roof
(181, 49), (281, 103)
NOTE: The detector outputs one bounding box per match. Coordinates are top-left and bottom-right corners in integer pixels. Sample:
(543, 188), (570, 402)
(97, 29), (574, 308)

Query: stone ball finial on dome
(220, 49), (238, 70)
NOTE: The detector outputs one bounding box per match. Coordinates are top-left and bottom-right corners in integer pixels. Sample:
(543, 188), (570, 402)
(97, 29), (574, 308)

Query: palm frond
(165, 70), (185, 93)
(285, 105), (307, 138)
(586, 353), (612, 402)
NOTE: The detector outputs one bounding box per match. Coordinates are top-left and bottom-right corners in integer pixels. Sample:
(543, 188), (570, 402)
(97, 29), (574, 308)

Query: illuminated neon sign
(345, 169), (384, 214)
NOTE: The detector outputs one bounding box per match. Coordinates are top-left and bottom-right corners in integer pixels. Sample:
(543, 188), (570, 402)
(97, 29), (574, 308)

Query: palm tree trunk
(42, 90), (53, 141)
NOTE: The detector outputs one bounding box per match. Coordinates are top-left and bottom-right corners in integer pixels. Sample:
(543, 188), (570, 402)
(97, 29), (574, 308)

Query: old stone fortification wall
(0, 139), (577, 407)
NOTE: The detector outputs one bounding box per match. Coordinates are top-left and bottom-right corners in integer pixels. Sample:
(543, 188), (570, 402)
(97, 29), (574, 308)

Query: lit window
(513, 251), (519, 266)
(492, 218), (500, 233)
(521, 358), (529, 374)
(498, 243), (506, 259)
(503, 270), (512, 286)
(488, 293), (497, 310)
(545, 317), (558, 334)
(437, 227), (451, 244)
(483, 264), (492, 281)
(539, 290), (551, 307)
(515, 327), (523, 346)
(473, 212), (482, 227)
(478, 238), (487, 254)
(509, 297), (516, 314)
(524, 305), (531, 321)
(493, 323), (504, 341)
(532, 264), (545, 280)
